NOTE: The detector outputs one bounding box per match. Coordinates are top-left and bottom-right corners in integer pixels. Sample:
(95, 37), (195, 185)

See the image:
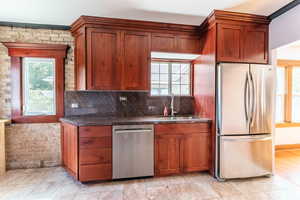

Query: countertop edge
(59, 117), (211, 127)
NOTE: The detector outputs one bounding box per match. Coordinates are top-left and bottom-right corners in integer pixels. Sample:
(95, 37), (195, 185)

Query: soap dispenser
(163, 105), (168, 116)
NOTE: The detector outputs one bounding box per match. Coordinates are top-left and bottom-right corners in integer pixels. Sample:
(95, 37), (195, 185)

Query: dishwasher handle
(114, 129), (153, 134)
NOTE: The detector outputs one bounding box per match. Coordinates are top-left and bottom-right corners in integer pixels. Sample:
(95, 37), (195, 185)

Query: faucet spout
(171, 94), (175, 117)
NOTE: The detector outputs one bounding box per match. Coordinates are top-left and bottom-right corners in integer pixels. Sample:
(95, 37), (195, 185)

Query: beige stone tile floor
(1, 167), (300, 200)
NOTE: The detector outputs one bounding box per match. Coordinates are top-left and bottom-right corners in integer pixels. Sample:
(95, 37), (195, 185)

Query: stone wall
(0, 26), (75, 169)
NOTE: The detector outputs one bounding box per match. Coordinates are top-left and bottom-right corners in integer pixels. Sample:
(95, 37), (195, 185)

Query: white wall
(277, 45), (300, 60)
(270, 5), (300, 145)
(275, 127), (300, 145)
(270, 4), (300, 49)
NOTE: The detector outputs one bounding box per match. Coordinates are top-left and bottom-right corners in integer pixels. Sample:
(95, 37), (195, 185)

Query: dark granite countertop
(60, 115), (211, 126)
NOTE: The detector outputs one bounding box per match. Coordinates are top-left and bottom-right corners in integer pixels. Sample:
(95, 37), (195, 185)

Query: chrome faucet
(170, 94), (176, 117)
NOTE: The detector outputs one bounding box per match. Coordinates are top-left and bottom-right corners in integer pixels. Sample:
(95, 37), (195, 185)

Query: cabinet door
(155, 134), (182, 176)
(217, 24), (243, 62)
(87, 28), (122, 90)
(74, 28), (86, 90)
(151, 33), (177, 52)
(243, 25), (268, 64)
(182, 133), (210, 172)
(177, 35), (201, 54)
(61, 123), (78, 179)
(123, 31), (150, 90)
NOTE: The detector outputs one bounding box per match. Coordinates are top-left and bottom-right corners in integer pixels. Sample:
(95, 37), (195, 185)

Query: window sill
(276, 123), (300, 128)
(12, 115), (60, 124)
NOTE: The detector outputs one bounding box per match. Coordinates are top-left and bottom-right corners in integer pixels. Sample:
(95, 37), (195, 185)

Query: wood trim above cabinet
(71, 16), (201, 35)
(203, 10), (270, 28)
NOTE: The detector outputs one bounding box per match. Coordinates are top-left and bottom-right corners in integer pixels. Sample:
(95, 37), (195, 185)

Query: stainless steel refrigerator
(216, 63), (275, 180)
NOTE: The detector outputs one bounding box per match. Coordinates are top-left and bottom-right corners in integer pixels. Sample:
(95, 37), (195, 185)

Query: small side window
(3, 42), (68, 123)
(22, 57), (56, 116)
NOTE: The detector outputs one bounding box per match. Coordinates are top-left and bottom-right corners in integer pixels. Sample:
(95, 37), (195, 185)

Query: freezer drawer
(219, 135), (273, 179)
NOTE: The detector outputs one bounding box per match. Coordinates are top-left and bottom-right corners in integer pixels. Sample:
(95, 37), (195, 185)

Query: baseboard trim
(275, 144), (300, 150)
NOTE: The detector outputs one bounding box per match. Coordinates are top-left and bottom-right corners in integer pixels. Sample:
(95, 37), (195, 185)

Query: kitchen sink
(156, 116), (197, 120)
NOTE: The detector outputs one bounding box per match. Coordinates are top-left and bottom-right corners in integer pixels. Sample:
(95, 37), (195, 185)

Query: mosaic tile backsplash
(64, 91), (195, 117)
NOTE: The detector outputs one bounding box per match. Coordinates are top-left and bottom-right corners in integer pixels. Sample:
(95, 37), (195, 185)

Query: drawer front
(79, 148), (112, 165)
(79, 126), (111, 138)
(80, 137), (112, 149)
(155, 123), (209, 135)
(79, 164), (112, 181)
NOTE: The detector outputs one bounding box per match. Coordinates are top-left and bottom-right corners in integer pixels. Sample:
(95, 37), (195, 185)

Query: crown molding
(70, 15), (201, 35)
(268, 0), (300, 20)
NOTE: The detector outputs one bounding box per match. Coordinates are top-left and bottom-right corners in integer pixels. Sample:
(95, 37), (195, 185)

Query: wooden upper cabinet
(84, 28), (150, 91)
(151, 33), (177, 52)
(203, 10), (270, 64)
(87, 28), (122, 90)
(72, 16), (201, 91)
(243, 25), (268, 64)
(217, 24), (243, 62)
(216, 23), (269, 63)
(177, 35), (201, 54)
(151, 33), (201, 54)
(123, 31), (150, 90)
(74, 30), (86, 90)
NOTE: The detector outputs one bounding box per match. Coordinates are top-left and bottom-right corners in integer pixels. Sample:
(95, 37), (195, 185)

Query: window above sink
(150, 60), (192, 96)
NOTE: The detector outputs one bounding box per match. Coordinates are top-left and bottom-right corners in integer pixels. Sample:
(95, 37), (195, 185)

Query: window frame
(276, 59), (300, 128)
(3, 42), (68, 123)
(150, 58), (193, 96)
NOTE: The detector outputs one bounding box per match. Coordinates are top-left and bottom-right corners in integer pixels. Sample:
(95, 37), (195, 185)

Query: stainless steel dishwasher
(112, 124), (154, 179)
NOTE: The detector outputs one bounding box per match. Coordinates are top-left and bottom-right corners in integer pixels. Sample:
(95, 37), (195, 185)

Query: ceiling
(0, 0), (293, 26)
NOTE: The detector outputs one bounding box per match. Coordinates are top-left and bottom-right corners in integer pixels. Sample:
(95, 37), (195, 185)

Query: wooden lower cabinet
(182, 133), (210, 172)
(79, 164), (112, 182)
(61, 123), (112, 182)
(62, 122), (210, 181)
(155, 134), (182, 176)
(61, 123), (78, 178)
(155, 123), (210, 176)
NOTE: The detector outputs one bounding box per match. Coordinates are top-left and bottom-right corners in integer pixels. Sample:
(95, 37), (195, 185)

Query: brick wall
(0, 26), (75, 169)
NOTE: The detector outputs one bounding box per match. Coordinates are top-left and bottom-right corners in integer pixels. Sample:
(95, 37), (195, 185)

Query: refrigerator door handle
(249, 70), (255, 126)
(244, 73), (249, 124)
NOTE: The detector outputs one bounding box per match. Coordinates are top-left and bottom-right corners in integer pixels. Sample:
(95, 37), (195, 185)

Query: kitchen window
(276, 59), (300, 127)
(3, 42), (68, 123)
(151, 61), (191, 96)
(22, 58), (56, 116)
